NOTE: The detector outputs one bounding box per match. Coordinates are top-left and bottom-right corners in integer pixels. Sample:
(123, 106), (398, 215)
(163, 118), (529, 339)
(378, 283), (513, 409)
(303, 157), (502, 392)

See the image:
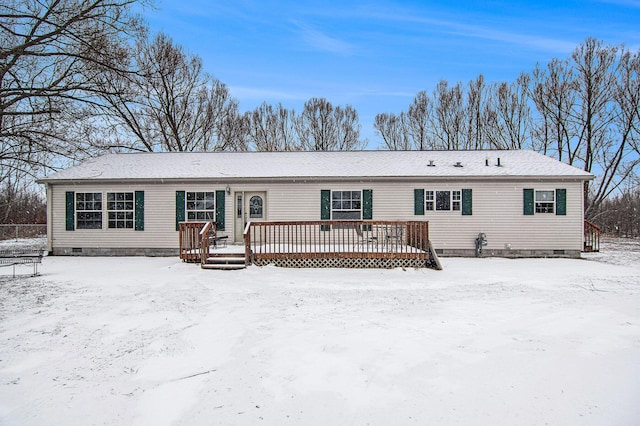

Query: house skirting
(435, 248), (582, 258)
(50, 247), (581, 259)
(51, 247), (179, 257)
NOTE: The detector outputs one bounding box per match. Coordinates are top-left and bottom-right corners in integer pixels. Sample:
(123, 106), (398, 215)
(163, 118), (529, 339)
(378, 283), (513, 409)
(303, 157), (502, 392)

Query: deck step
(201, 253), (247, 270)
(201, 263), (246, 270)
(206, 256), (245, 263)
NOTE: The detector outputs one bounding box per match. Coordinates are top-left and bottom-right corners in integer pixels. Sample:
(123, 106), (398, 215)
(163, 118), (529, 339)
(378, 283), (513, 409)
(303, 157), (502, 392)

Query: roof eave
(38, 173), (595, 185)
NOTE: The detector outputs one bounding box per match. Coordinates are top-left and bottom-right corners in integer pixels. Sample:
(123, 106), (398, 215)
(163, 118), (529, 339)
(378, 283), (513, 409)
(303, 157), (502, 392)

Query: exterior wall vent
(454, 161), (463, 167)
(427, 160), (435, 167)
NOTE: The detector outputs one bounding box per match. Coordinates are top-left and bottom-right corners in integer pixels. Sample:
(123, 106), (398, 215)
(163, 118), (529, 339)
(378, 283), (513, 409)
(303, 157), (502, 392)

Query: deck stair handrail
(584, 220), (601, 252)
(200, 222), (215, 264)
(243, 221), (252, 266)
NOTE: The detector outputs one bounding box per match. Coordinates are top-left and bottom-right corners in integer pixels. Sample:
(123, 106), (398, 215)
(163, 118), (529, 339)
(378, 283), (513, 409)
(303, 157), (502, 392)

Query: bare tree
(89, 32), (239, 152)
(406, 91), (432, 150)
(465, 75), (487, 149)
(138, 33), (238, 151)
(0, 0), (146, 181)
(587, 48), (640, 216)
(374, 112), (410, 150)
(485, 73), (532, 149)
(247, 102), (299, 151)
(296, 98), (365, 151)
(531, 58), (578, 161)
(432, 80), (465, 150)
(216, 108), (250, 152)
(571, 38), (619, 175)
(569, 38), (619, 213)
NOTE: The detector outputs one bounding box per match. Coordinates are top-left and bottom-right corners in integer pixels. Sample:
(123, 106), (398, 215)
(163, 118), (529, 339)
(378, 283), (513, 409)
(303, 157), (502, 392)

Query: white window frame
(186, 191), (215, 222)
(425, 190), (434, 211)
(76, 192), (103, 229)
(107, 192), (134, 229)
(331, 190), (362, 220)
(452, 190), (461, 211)
(426, 190), (462, 212)
(535, 190), (555, 214)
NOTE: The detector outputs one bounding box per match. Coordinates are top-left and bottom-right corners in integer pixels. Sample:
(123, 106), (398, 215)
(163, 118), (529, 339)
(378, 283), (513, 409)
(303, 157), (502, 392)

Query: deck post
(244, 222), (252, 266)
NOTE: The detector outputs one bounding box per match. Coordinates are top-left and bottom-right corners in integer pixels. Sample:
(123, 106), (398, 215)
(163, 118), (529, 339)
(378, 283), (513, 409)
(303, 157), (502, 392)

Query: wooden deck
(179, 220), (441, 270)
(244, 220), (441, 269)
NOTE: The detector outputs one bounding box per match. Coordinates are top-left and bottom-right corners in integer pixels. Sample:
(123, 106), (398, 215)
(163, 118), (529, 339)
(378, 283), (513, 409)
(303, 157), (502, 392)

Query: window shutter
(216, 190), (225, 230)
(462, 189), (472, 215)
(363, 189), (373, 220)
(556, 189), (566, 216)
(362, 189), (373, 231)
(523, 189), (534, 215)
(65, 191), (75, 231)
(175, 191), (185, 231)
(414, 189), (425, 215)
(134, 191), (144, 231)
(321, 190), (331, 231)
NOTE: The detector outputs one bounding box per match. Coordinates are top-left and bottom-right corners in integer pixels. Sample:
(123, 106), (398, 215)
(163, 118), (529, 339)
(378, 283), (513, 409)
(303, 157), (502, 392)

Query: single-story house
(38, 150), (594, 261)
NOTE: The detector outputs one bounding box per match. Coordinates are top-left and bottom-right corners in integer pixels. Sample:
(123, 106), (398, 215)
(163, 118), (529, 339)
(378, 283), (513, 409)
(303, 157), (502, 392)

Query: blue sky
(144, 0), (640, 147)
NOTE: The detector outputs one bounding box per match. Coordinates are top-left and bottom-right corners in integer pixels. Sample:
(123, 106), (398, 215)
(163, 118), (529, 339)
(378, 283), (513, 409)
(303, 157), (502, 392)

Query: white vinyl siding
(49, 179), (584, 252)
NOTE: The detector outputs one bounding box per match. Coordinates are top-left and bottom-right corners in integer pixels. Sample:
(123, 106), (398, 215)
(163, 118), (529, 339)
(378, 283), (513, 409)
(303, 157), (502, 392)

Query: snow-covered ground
(1, 239), (639, 425)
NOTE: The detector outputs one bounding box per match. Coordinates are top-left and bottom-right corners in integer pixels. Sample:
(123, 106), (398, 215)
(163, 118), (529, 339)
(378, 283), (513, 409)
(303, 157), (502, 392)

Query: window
(535, 190), (555, 214)
(427, 190), (463, 211)
(186, 191), (215, 221)
(425, 191), (434, 211)
(436, 191), (450, 210)
(76, 192), (102, 229)
(524, 188), (565, 216)
(332, 190), (361, 220)
(452, 190), (461, 211)
(107, 192), (134, 229)
(416, 188), (471, 216)
(249, 195), (263, 218)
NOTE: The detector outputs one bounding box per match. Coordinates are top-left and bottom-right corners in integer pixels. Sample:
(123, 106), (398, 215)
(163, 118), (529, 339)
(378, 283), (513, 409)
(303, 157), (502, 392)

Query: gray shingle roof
(39, 150), (594, 182)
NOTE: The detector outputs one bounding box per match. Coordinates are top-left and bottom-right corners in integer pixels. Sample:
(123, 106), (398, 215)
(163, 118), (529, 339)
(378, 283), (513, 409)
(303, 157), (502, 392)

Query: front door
(234, 191), (267, 243)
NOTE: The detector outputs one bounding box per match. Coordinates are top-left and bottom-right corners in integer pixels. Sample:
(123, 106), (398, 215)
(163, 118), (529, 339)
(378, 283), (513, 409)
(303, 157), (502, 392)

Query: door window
(249, 196), (263, 218)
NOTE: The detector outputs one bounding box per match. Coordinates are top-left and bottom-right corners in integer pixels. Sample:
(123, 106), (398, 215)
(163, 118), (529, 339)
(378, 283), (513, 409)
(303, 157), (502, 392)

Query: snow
(39, 150), (593, 182)
(1, 239), (639, 425)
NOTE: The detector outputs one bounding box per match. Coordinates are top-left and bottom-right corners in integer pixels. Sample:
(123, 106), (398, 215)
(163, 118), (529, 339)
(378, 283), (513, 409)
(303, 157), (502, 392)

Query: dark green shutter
(462, 189), (472, 215)
(65, 191), (75, 231)
(363, 189), (372, 219)
(134, 191), (144, 231)
(362, 189), (373, 231)
(321, 190), (331, 231)
(523, 189), (534, 215)
(414, 189), (425, 215)
(216, 190), (225, 230)
(175, 191), (185, 231)
(556, 189), (566, 216)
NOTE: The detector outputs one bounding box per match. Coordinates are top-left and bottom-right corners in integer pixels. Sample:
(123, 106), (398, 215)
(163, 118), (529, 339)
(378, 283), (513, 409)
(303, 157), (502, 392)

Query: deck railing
(584, 220), (601, 252)
(244, 220), (430, 263)
(178, 222), (209, 262)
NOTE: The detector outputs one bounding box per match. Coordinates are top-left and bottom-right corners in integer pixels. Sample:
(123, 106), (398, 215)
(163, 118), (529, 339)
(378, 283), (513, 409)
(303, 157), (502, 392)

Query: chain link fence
(0, 224), (47, 241)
